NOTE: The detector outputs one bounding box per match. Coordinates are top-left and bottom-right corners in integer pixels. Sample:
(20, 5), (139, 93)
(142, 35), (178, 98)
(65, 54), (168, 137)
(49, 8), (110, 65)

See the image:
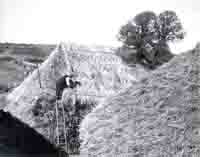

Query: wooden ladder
(55, 99), (68, 152)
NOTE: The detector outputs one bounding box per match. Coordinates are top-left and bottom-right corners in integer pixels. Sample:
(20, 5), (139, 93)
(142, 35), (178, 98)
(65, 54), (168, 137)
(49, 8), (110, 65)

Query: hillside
(4, 43), (148, 151)
(80, 44), (200, 156)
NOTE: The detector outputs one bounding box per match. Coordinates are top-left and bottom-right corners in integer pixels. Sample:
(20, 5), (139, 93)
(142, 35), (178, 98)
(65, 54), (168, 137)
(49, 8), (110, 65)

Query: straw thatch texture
(80, 45), (200, 156)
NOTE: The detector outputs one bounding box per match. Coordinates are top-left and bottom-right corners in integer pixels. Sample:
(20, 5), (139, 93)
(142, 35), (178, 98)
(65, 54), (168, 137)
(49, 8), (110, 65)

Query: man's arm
(72, 81), (81, 88)
(76, 81), (81, 86)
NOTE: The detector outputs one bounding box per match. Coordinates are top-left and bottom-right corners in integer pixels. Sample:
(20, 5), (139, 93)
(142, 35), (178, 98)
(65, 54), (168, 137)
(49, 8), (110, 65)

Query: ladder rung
(57, 128), (66, 131)
(57, 105), (64, 108)
(57, 142), (66, 145)
(57, 136), (66, 139)
(57, 131), (65, 134)
(57, 126), (65, 129)
(58, 142), (67, 145)
(55, 98), (68, 148)
(58, 141), (67, 144)
(58, 143), (67, 147)
(58, 137), (66, 141)
(57, 125), (66, 128)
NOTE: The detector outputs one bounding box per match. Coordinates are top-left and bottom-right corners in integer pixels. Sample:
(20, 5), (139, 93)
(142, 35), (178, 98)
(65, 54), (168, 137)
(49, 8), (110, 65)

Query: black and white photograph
(0, 0), (200, 156)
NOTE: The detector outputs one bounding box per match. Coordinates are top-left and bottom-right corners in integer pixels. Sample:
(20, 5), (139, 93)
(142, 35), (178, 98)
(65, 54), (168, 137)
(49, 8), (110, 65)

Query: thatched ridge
(80, 45), (200, 156)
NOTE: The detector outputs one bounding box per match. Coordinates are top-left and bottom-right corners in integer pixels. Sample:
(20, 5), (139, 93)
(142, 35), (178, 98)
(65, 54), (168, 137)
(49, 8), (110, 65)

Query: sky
(0, 0), (200, 53)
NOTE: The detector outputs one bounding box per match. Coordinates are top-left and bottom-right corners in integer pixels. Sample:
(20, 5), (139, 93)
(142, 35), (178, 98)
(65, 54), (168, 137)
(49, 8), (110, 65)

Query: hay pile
(80, 45), (200, 156)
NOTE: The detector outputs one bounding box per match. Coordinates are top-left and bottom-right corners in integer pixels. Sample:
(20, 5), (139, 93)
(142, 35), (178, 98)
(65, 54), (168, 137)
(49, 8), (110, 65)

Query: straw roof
(79, 45), (200, 156)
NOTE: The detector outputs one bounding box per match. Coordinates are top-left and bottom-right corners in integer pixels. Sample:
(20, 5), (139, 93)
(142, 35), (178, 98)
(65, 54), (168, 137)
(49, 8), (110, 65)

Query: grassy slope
(80, 47), (200, 156)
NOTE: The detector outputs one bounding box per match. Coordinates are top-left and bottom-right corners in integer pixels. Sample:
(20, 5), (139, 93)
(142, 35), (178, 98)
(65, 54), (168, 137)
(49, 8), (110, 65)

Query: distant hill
(0, 43), (55, 57)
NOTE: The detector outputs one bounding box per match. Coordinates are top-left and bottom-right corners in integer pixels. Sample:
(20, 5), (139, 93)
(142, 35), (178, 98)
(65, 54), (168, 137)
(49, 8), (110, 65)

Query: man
(56, 74), (81, 101)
